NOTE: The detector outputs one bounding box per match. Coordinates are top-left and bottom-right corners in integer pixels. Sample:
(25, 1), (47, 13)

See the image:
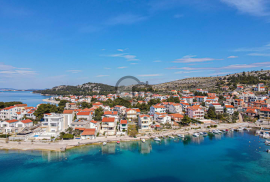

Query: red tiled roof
(21, 119), (33, 124)
(90, 120), (97, 124)
(14, 104), (27, 107)
(225, 105), (234, 108)
(6, 119), (18, 123)
(81, 128), (96, 136)
(169, 114), (184, 118)
(140, 114), (150, 118)
(261, 108), (270, 112)
(152, 105), (165, 108)
(63, 110), (74, 114)
(120, 120), (127, 124)
(77, 111), (91, 116)
(104, 111), (118, 115)
(102, 117), (115, 122)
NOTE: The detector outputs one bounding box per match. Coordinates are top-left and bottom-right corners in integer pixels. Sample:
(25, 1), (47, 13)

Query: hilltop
(33, 82), (116, 95)
(153, 69), (270, 92)
(33, 69), (270, 95)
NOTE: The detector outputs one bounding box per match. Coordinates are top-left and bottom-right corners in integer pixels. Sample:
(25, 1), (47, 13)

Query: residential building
(169, 114), (184, 122)
(76, 111), (92, 120)
(259, 108), (270, 121)
(224, 105), (235, 115)
(0, 106), (18, 120)
(209, 103), (224, 114)
(150, 105), (166, 115)
(168, 103), (182, 114)
(41, 113), (65, 134)
(119, 119), (128, 132)
(100, 117), (116, 135)
(81, 128), (96, 140)
(186, 105), (204, 120)
(125, 108), (140, 121)
(138, 115), (152, 132)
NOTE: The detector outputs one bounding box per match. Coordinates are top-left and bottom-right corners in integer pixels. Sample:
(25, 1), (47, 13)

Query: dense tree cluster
(93, 107), (104, 121)
(34, 103), (64, 121)
(0, 101), (23, 109)
(34, 83), (116, 96)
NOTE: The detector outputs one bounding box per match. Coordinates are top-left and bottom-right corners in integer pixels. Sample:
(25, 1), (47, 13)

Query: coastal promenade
(42, 99), (60, 104)
(0, 123), (253, 152)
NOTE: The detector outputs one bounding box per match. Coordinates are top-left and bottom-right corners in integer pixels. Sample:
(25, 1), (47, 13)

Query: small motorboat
(141, 139), (146, 143)
(203, 132), (208, 136)
(267, 149), (270, 153)
(163, 136), (166, 139)
(265, 140), (270, 145)
(169, 135), (175, 139)
(177, 134), (185, 138)
(237, 127), (244, 131)
(199, 132), (204, 135)
(117, 141), (120, 144)
(103, 142), (107, 146)
(263, 132), (270, 139)
(154, 137), (161, 141)
(193, 133), (199, 137)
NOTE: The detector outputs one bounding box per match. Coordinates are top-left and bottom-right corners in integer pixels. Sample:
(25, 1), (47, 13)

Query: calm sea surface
(0, 131), (270, 182)
(0, 91), (51, 107)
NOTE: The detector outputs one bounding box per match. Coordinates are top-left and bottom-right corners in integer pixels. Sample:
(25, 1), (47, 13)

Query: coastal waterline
(1, 131), (270, 182)
(0, 91), (51, 107)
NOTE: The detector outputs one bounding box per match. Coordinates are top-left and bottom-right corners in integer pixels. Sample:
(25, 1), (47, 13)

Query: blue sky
(0, 0), (270, 89)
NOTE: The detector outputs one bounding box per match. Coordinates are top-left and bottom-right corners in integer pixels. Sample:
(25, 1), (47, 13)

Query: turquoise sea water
(0, 91), (51, 107)
(1, 131), (270, 182)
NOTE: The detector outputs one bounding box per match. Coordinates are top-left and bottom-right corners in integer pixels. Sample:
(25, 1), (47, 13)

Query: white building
(224, 105), (235, 115)
(0, 106), (18, 120)
(138, 115), (152, 132)
(41, 113), (65, 134)
(150, 105), (166, 115)
(168, 103), (182, 114)
(100, 117), (116, 136)
(119, 119), (128, 132)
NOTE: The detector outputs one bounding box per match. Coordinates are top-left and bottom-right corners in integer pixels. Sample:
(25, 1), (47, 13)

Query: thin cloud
(66, 70), (82, 73)
(173, 55), (222, 63)
(107, 53), (139, 61)
(166, 62), (270, 70)
(0, 62), (15, 70)
(153, 60), (162, 62)
(248, 53), (270, 56)
(175, 71), (201, 74)
(118, 67), (127, 69)
(96, 75), (109, 77)
(130, 63), (138, 65)
(228, 56), (238, 58)
(234, 43), (270, 52)
(221, 0), (270, 17)
(0, 63), (36, 76)
(138, 74), (162, 77)
(117, 49), (124, 52)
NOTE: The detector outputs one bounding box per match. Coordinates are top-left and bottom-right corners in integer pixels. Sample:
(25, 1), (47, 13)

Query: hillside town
(1, 81), (270, 144)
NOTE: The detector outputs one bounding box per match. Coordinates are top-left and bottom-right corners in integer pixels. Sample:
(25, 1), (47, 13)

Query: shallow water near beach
(0, 131), (270, 182)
